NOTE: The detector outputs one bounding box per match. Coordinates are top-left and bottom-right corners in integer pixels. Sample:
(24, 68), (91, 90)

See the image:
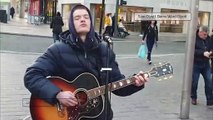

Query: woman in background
(142, 20), (158, 65)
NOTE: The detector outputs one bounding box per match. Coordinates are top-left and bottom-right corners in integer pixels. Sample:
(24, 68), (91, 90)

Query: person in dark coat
(191, 26), (213, 106)
(210, 29), (213, 82)
(24, 4), (148, 120)
(142, 20), (158, 65)
(10, 7), (15, 19)
(50, 12), (64, 43)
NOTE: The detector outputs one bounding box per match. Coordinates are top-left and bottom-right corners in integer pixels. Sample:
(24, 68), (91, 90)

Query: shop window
(119, 6), (152, 33)
(160, 8), (188, 33)
(198, 12), (210, 27)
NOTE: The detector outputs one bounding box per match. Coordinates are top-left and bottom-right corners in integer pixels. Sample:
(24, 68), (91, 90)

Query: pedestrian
(118, 19), (130, 36)
(210, 29), (213, 82)
(24, 4), (148, 120)
(50, 12), (64, 43)
(103, 13), (113, 37)
(142, 20), (158, 65)
(191, 26), (213, 106)
(10, 7), (15, 19)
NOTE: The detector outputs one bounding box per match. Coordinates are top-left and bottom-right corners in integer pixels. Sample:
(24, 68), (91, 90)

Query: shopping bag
(137, 44), (147, 58)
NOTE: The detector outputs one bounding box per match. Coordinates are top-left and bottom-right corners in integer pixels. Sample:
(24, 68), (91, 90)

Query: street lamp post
(180, 0), (199, 119)
(113, 0), (120, 37)
(99, 0), (105, 36)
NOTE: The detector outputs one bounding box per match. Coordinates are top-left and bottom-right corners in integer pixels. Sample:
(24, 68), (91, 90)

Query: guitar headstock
(148, 62), (173, 80)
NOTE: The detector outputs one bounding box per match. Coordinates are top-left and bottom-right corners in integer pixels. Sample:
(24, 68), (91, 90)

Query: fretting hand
(133, 71), (149, 87)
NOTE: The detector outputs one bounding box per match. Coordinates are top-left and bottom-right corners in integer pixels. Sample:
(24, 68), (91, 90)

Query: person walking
(24, 4), (148, 120)
(103, 13), (113, 36)
(50, 12), (64, 43)
(191, 26), (213, 106)
(10, 7), (15, 19)
(142, 20), (158, 65)
(210, 29), (213, 82)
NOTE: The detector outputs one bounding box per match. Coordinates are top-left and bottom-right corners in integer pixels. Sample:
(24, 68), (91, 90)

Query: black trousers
(146, 38), (155, 61)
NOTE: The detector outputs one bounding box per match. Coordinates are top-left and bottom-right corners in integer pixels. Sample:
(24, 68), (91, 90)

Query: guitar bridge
(57, 102), (66, 117)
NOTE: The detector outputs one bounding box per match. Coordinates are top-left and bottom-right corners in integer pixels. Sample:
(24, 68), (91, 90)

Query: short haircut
(199, 26), (209, 33)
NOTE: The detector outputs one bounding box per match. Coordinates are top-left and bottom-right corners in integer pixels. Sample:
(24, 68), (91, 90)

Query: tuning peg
(158, 79), (162, 81)
(163, 77), (168, 80)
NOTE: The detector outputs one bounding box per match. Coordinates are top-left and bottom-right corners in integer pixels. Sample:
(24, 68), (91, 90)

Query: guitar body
(30, 73), (104, 120)
(29, 63), (173, 120)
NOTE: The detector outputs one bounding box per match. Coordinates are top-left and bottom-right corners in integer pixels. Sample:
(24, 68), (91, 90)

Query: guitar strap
(97, 41), (108, 85)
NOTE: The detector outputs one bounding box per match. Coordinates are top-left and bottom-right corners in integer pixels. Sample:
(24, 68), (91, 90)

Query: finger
(135, 79), (144, 86)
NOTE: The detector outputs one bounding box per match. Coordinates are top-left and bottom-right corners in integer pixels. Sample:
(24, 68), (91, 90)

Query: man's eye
(84, 15), (89, 19)
(74, 16), (80, 20)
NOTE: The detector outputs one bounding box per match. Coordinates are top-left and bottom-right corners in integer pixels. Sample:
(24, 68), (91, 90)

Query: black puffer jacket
(194, 35), (212, 64)
(24, 4), (144, 120)
(210, 35), (213, 72)
(24, 31), (143, 119)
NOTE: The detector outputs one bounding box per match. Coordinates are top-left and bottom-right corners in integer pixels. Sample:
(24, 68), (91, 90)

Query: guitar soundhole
(75, 90), (88, 106)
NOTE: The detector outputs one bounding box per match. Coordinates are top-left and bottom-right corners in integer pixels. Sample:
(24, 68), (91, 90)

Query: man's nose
(80, 17), (86, 22)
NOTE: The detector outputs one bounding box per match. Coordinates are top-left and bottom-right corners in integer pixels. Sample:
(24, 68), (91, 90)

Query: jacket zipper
(83, 47), (87, 59)
(84, 50), (87, 58)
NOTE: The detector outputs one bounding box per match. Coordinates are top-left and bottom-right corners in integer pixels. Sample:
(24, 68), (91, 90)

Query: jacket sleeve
(155, 26), (159, 41)
(142, 27), (148, 40)
(24, 44), (62, 105)
(61, 17), (64, 26)
(109, 50), (144, 96)
(194, 38), (205, 57)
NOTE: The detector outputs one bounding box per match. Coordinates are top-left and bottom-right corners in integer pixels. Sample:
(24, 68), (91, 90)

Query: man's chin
(78, 30), (90, 34)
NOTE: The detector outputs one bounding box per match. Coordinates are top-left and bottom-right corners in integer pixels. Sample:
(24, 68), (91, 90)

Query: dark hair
(56, 12), (61, 17)
(148, 20), (157, 26)
(68, 4), (95, 40)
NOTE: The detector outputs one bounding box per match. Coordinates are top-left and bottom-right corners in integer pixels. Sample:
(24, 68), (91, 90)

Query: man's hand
(56, 91), (78, 107)
(133, 71), (149, 87)
(204, 51), (212, 58)
(209, 51), (213, 58)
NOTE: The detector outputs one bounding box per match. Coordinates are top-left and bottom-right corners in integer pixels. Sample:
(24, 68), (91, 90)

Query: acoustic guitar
(30, 62), (173, 120)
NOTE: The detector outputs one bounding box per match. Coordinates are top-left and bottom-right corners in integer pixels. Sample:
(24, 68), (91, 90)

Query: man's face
(199, 31), (208, 40)
(73, 9), (91, 35)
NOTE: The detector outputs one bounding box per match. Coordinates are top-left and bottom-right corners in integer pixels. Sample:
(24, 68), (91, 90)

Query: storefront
(159, 8), (188, 33)
(119, 6), (152, 33)
(198, 11), (210, 27)
(29, 0), (40, 16)
(28, 0), (57, 24)
(57, 0), (213, 35)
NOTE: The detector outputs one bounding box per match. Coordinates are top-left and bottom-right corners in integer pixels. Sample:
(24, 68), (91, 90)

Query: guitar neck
(87, 72), (151, 100)
(87, 62), (173, 100)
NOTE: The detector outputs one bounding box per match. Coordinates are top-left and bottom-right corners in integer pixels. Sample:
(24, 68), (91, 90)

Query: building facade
(10, 0), (213, 34)
(56, 0), (213, 35)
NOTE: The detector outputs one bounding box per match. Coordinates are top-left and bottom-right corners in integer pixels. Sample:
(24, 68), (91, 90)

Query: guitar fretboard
(87, 77), (135, 99)
(86, 62), (173, 100)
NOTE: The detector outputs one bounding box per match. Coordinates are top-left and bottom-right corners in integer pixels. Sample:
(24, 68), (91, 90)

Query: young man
(191, 26), (213, 106)
(24, 4), (148, 120)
